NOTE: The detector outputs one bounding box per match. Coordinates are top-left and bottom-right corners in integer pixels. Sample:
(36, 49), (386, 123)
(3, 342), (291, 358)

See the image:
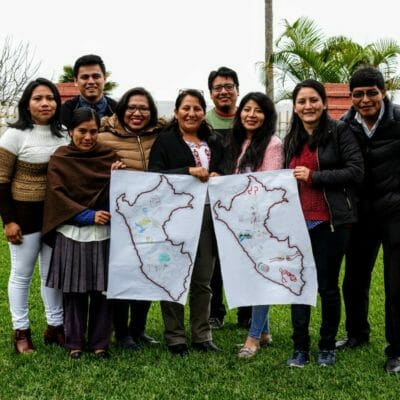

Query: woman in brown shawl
(43, 107), (123, 359)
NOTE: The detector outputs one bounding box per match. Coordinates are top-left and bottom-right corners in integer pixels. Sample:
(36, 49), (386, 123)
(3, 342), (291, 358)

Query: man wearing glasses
(206, 67), (239, 147)
(61, 54), (117, 128)
(338, 66), (400, 373)
(205, 66), (252, 330)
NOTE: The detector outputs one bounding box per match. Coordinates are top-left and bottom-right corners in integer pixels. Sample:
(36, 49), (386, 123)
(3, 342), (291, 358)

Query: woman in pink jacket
(227, 92), (284, 358)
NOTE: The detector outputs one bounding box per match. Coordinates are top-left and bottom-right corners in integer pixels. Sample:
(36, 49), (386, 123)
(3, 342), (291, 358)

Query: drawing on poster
(213, 174), (305, 294)
(209, 170), (317, 307)
(108, 171), (207, 304)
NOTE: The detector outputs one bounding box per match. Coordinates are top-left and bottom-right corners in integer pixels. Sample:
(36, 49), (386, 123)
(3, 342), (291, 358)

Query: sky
(1, 0), (399, 103)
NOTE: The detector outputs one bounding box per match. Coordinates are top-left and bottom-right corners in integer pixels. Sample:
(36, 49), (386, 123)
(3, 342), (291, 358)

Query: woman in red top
(284, 79), (363, 367)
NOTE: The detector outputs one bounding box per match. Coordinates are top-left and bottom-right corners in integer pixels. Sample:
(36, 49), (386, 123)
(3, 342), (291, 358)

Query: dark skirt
(46, 232), (109, 293)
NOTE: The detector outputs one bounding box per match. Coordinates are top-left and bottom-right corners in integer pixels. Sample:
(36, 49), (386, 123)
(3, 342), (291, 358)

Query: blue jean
(248, 305), (270, 339)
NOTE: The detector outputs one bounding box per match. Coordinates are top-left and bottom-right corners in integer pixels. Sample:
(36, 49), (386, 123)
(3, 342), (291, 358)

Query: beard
(83, 87), (101, 103)
(218, 104), (232, 114)
(84, 94), (100, 103)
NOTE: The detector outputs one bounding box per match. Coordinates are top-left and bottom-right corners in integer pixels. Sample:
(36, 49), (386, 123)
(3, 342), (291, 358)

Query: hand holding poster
(108, 169), (317, 308)
(208, 170), (317, 308)
(107, 170), (207, 305)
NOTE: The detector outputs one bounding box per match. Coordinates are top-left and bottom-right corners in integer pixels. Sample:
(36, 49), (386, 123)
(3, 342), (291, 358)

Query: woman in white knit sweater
(0, 78), (69, 353)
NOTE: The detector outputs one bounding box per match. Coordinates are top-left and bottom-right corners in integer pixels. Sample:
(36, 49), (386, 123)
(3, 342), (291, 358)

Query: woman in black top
(149, 89), (223, 355)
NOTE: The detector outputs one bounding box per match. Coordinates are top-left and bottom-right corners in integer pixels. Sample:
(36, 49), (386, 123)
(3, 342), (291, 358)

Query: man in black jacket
(60, 54), (117, 128)
(338, 66), (400, 373)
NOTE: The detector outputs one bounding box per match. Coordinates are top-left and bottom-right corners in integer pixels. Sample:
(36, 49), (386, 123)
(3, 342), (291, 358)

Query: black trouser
(382, 215), (400, 357)
(237, 306), (252, 325)
(342, 217), (380, 342)
(113, 300), (151, 340)
(210, 257), (226, 321)
(291, 224), (350, 351)
(64, 291), (113, 351)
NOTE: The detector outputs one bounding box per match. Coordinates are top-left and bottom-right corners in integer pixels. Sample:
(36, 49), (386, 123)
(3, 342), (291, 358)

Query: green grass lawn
(0, 228), (399, 400)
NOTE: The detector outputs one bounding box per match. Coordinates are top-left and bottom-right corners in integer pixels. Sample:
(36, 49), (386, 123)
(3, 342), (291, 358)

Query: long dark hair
(69, 107), (100, 131)
(165, 89), (214, 142)
(115, 87), (158, 130)
(231, 92), (277, 172)
(284, 79), (329, 160)
(9, 77), (63, 137)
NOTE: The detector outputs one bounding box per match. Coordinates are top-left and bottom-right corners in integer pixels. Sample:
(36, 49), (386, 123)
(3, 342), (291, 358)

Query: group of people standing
(0, 54), (399, 373)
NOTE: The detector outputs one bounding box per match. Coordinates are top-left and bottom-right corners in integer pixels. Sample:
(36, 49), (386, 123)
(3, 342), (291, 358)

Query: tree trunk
(265, 0), (274, 99)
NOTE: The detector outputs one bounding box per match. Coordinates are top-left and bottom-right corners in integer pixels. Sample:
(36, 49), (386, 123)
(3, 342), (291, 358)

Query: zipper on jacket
(344, 188), (352, 209)
(135, 135), (147, 170)
(317, 146), (335, 232)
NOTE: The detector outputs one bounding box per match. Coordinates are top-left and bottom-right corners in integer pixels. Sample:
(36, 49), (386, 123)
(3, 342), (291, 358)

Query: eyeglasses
(211, 83), (236, 92)
(126, 105), (150, 115)
(351, 89), (380, 99)
(178, 88), (204, 96)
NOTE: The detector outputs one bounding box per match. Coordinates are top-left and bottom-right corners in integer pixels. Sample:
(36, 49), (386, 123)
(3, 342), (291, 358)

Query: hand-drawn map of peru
(107, 170), (207, 305)
(208, 170), (317, 307)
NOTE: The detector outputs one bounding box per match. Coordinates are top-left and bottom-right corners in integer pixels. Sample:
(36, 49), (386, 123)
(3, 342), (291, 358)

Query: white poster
(208, 170), (317, 308)
(107, 170), (207, 305)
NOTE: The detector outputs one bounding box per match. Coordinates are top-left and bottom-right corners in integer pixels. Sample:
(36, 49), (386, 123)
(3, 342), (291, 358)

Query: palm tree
(58, 65), (118, 96)
(266, 17), (400, 101)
